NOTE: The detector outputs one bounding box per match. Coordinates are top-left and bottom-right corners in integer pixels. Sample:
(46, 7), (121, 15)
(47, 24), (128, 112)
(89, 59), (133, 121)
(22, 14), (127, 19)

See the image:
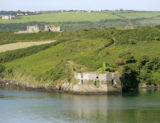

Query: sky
(0, 0), (160, 11)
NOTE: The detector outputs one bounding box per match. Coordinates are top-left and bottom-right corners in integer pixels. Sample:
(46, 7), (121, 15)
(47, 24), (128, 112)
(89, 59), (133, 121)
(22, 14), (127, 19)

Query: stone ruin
(15, 25), (60, 34)
(44, 25), (61, 32)
(124, 23), (134, 30)
(74, 72), (122, 93)
(15, 25), (40, 34)
(26, 25), (40, 33)
(1, 15), (15, 20)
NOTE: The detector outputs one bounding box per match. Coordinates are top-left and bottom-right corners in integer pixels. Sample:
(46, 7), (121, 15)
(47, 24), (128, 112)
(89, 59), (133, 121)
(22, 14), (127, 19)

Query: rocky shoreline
(1, 79), (159, 94)
(139, 83), (160, 89)
(0, 80), (122, 95)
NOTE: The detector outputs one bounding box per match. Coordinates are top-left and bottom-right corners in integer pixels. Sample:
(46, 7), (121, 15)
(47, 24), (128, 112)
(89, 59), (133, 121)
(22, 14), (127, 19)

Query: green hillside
(1, 11), (160, 30)
(0, 12), (120, 23)
(113, 11), (160, 19)
(0, 26), (160, 90)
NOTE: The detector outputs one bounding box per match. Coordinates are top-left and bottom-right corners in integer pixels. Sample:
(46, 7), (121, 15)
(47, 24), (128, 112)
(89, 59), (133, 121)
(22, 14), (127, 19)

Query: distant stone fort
(1, 15), (15, 20)
(124, 23), (134, 30)
(15, 25), (61, 34)
(44, 25), (60, 32)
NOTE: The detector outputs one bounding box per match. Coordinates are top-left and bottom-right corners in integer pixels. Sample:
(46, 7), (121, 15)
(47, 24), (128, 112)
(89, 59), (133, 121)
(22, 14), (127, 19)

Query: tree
(138, 55), (150, 68)
(0, 64), (5, 73)
(121, 65), (139, 91)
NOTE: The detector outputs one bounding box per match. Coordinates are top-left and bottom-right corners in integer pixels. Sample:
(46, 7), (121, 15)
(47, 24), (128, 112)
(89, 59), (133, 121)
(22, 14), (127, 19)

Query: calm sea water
(0, 87), (160, 123)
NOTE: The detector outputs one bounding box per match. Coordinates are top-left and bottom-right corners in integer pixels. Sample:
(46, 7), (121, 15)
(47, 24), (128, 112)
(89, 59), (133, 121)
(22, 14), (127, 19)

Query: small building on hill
(1, 15), (15, 20)
(44, 25), (61, 32)
(26, 25), (40, 33)
(15, 25), (61, 34)
(15, 25), (40, 34)
(124, 23), (134, 30)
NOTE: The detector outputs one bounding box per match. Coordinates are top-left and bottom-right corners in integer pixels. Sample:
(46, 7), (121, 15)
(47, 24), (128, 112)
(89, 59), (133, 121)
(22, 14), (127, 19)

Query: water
(0, 87), (160, 123)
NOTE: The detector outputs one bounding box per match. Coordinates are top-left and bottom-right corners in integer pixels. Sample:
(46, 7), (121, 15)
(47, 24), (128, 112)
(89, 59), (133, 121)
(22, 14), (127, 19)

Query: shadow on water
(122, 89), (140, 97)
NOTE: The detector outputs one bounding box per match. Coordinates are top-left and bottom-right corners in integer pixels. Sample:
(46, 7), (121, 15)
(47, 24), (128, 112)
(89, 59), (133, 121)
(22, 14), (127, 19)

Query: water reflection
(0, 87), (160, 123)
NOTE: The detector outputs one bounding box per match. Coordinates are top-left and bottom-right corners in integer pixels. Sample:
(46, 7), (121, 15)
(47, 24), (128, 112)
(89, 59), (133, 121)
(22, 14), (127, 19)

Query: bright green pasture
(0, 12), (121, 24)
(116, 11), (160, 19)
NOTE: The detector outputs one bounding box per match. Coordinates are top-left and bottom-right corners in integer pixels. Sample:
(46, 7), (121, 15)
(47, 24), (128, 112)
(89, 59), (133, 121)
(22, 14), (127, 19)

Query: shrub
(129, 39), (136, 44)
(97, 62), (115, 73)
(138, 55), (150, 67)
(121, 65), (139, 91)
(145, 57), (160, 71)
(115, 59), (126, 66)
(123, 55), (136, 64)
(105, 66), (115, 72)
(139, 69), (152, 83)
(97, 67), (104, 73)
(0, 64), (5, 73)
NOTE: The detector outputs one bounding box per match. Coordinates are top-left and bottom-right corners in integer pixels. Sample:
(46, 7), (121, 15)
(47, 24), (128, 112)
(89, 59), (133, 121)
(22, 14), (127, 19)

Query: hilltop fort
(15, 25), (61, 34)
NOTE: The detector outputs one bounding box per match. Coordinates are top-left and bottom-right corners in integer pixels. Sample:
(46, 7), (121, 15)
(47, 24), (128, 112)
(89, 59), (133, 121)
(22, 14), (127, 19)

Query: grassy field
(0, 12), (121, 23)
(0, 26), (160, 88)
(0, 40), (55, 53)
(0, 31), (61, 45)
(1, 11), (160, 24)
(112, 11), (160, 19)
(1, 11), (160, 30)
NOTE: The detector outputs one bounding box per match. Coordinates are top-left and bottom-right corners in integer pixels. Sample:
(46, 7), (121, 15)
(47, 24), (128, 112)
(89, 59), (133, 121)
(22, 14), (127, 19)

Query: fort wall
(72, 72), (122, 93)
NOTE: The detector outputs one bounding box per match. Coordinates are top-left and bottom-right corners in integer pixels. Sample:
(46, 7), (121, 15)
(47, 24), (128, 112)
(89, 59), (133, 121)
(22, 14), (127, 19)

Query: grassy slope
(2, 27), (160, 85)
(1, 11), (160, 31)
(113, 11), (160, 19)
(114, 11), (160, 26)
(1, 11), (160, 24)
(0, 12), (121, 23)
(0, 31), (61, 45)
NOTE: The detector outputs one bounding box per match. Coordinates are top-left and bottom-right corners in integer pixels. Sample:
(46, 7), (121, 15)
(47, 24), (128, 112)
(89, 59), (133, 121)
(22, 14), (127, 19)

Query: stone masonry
(74, 72), (122, 93)
(44, 25), (61, 32)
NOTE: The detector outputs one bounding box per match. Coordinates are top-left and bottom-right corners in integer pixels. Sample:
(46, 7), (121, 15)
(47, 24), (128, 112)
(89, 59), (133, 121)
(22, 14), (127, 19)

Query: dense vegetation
(1, 11), (160, 30)
(0, 26), (160, 90)
(0, 31), (61, 45)
(0, 19), (127, 31)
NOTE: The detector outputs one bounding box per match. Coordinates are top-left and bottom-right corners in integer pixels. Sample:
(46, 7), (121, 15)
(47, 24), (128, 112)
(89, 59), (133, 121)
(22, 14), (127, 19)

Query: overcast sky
(0, 0), (160, 11)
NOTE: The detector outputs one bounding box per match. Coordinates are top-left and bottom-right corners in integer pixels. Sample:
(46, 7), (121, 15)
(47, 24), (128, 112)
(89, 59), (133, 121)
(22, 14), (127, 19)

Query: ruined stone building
(124, 23), (134, 30)
(1, 15), (15, 20)
(26, 25), (40, 33)
(15, 25), (40, 34)
(44, 25), (61, 32)
(74, 72), (122, 93)
(15, 25), (60, 34)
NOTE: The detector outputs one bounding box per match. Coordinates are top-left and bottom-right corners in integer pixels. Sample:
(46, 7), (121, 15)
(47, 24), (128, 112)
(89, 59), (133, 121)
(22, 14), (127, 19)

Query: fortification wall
(15, 25), (40, 34)
(73, 72), (122, 93)
(27, 26), (40, 33)
(44, 25), (61, 32)
(74, 72), (120, 83)
(15, 25), (60, 34)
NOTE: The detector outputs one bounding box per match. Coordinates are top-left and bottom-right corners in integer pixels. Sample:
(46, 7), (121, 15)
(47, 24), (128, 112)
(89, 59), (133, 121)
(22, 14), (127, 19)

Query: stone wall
(124, 23), (134, 30)
(73, 72), (122, 93)
(74, 72), (120, 84)
(44, 25), (61, 32)
(15, 25), (40, 34)
(27, 25), (40, 33)
(15, 25), (60, 34)
(1, 15), (15, 20)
